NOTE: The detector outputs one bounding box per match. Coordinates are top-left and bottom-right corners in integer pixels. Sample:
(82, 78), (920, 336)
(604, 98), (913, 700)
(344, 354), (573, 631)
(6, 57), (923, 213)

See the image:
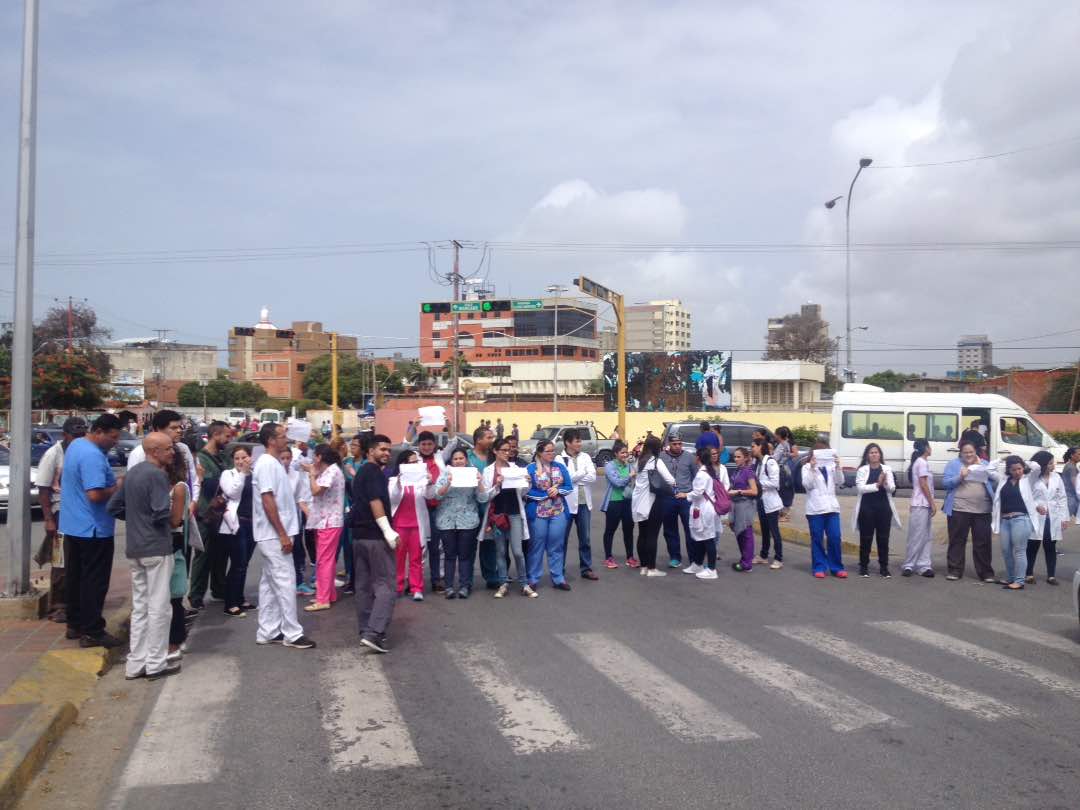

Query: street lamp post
(825, 156), (873, 384)
(546, 284), (568, 411)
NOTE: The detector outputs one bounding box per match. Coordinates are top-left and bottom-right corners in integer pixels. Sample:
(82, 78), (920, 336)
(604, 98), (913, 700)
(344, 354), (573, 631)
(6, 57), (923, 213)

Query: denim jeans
(494, 515), (527, 585)
(427, 504), (444, 586)
(526, 511), (569, 586)
(563, 505), (594, 575)
(999, 514), (1032, 585)
(662, 495), (692, 563)
(442, 528), (478, 590)
(223, 522), (256, 610)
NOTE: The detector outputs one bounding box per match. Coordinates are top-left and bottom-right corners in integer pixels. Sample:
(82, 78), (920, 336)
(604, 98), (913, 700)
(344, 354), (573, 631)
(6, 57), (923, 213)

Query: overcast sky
(2, 1), (1078, 377)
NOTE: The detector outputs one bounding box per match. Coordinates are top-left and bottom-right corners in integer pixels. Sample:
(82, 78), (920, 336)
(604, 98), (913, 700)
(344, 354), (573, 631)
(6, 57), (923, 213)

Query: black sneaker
(360, 634), (389, 654)
(880, 567), (892, 579)
(921, 570), (935, 578)
(458, 586), (472, 599)
(189, 598), (204, 610)
(445, 588), (457, 600)
(65, 627), (81, 640)
(183, 608), (199, 620)
(901, 568), (913, 577)
(80, 632), (122, 649)
(257, 633), (285, 645)
(343, 586), (355, 596)
(284, 635), (317, 650)
(858, 565), (870, 578)
(554, 582), (572, 591)
(147, 662), (182, 681)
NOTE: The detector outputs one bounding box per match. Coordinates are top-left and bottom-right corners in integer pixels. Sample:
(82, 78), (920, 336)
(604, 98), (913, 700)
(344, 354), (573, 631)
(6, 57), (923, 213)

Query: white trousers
(127, 554), (174, 677)
(903, 505), (934, 573)
(255, 538), (303, 644)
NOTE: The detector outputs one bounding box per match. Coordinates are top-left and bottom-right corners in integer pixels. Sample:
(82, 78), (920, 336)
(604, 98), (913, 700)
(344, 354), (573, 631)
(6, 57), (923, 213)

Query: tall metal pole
(547, 284), (567, 411)
(615, 293), (626, 440)
(451, 240), (461, 433)
(8, 0), (40, 596)
(843, 158), (871, 382)
(331, 332), (339, 440)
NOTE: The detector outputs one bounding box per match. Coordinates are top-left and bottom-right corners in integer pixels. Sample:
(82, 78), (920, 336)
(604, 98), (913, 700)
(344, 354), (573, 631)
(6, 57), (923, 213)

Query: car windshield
(530, 428), (559, 441)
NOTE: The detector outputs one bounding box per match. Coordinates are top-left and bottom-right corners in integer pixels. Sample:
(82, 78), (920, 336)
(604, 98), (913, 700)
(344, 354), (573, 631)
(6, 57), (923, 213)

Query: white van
(227, 408), (248, 427)
(831, 384), (1067, 487)
(258, 408), (283, 424)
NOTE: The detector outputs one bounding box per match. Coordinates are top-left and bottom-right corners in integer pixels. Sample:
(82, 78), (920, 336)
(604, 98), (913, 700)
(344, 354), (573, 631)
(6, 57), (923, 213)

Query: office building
(103, 338), (218, 404)
(730, 361), (826, 410)
(228, 307), (358, 399)
(957, 334), (993, 372)
(624, 299), (692, 351)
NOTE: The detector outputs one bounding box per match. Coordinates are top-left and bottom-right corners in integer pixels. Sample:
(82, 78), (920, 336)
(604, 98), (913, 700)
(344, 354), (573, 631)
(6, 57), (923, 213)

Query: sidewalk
(0, 527), (130, 810)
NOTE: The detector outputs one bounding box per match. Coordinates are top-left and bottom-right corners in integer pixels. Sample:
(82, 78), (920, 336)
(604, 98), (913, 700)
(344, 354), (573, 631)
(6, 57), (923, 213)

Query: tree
(861, 369), (917, 392)
(1040, 371), (1079, 412)
(177, 376), (268, 408)
(764, 312), (833, 364)
(34, 301), (112, 377)
(394, 359), (428, 388)
(586, 375), (605, 395)
(302, 354), (368, 405)
(442, 352), (474, 378)
(377, 365), (404, 394)
(33, 351), (104, 409)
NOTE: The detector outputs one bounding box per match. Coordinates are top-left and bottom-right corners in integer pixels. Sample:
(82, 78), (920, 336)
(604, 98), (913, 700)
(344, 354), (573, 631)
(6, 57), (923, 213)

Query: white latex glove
(375, 516), (399, 550)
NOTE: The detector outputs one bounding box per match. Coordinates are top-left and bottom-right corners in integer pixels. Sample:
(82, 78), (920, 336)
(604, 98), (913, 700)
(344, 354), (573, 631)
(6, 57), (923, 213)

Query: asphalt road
(16, 484), (1080, 810)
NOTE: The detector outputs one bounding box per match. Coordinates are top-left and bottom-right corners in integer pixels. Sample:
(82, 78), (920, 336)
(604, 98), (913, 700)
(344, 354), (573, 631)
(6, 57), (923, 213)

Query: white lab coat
(755, 456), (783, 515)
(1033, 471), (1069, 541)
(689, 467), (723, 540)
(389, 476), (436, 546)
(991, 465), (1047, 536)
(477, 462), (531, 541)
(217, 467), (247, 535)
(632, 456), (676, 523)
(801, 461), (840, 515)
(852, 464), (902, 532)
(557, 451), (597, 513)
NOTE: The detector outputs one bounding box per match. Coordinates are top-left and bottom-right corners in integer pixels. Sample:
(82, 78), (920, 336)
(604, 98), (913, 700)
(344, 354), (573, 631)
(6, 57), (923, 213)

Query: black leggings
(170, 597), (187, 645)
(857, 498), (892, 568)
(757, 501), (783, 561)
(690, 539), (717, 567)
(603, 500), (634, 559)
(1026, 518), (1057, 578)
(637, 499), (664, 569)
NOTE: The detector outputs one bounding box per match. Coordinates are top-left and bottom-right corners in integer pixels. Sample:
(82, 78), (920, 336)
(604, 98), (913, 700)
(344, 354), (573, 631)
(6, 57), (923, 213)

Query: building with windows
(730, 361), (826, 410)
(624, 299), (692, 351)
(103, 338), (218, 404)
(228, 307), (358, 399)
(417, 296), (600, 396)
(957, 334), (993, 372)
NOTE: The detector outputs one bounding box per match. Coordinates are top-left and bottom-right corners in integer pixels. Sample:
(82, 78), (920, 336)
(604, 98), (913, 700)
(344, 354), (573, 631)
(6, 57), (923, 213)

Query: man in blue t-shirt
(59, 413), (123, 647)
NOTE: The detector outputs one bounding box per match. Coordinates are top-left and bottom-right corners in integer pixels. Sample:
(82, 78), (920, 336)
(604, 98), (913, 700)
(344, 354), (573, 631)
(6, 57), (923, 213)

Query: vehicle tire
(594, 450), (613, 467)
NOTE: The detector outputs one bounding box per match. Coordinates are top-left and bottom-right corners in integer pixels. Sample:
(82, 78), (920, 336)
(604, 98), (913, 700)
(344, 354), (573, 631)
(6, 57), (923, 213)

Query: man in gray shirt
(660, 431), (699, 568)
(108, 433), (181, 680)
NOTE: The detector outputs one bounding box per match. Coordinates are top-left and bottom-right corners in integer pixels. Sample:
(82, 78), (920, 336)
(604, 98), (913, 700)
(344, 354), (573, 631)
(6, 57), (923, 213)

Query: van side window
(907, 413), (958, 443)
(999, 416), (1043, 447)
(841, 411), (905, 440)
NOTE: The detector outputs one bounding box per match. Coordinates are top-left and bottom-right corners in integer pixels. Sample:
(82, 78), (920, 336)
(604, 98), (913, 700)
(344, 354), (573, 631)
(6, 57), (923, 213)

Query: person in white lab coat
(852, 443), (901, 578)
(991, 455), (1047, 590)
(557, 428), (599, 581)
(1025, 450), (1069, 585)
(632, 436), (676, 577)
(752, 439), (785, 570)
(686, 447), (722, 579)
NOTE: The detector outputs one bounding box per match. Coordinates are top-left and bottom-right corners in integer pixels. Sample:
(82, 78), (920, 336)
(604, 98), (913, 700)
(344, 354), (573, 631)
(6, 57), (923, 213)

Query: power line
(870, 133), (1080, 169)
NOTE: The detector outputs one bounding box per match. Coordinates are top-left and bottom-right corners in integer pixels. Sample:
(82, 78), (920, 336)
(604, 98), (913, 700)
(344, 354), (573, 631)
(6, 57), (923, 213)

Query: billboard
(603, 351), (732, 411)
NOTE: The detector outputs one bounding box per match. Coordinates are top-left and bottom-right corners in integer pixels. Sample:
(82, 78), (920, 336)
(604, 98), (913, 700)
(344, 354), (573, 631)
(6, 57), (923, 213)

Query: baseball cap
(62, 416), (88, 436)
(667, 430), (682, 441)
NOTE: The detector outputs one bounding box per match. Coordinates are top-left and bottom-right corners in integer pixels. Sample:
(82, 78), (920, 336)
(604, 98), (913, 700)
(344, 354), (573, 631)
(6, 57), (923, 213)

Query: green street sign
(512, 299), (543, 311)
(451, 302), (482, 313)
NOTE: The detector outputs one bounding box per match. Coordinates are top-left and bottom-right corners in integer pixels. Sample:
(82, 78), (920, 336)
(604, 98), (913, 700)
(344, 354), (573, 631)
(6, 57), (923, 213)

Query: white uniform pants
(255, 538), (304, 644)
(126, 554), (174, 677)
(903, 505), (934, 573)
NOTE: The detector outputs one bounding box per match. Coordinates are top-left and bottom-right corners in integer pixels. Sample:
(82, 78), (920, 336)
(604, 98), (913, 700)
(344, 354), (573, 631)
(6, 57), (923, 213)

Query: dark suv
(661, 420), (765, 453)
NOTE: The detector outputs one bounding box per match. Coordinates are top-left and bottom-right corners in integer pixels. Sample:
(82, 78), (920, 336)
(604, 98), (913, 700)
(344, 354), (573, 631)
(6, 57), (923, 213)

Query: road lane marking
(872, 620), (1080, 700)
(678, 628), (895, 732)
(960, 618), (1080, 656)
(558, 632), (757, 742)
(447, 641), (587, 754)
(321, 649), (421, 770)
(769, 625), (1018, 722)
(114, 655), (240, 790)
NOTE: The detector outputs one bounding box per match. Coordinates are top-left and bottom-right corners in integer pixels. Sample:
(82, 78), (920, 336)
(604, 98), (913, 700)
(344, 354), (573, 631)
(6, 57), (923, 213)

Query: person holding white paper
(942, 440), (998, 582)
(388, 449), (435, 601)
(801, 440), (847, 579)
(478, 438), (530, 598)
(434, 449), (485, 599)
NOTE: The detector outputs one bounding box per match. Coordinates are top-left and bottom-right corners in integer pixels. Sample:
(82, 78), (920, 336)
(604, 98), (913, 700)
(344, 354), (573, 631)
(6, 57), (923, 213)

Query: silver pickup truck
(518, 424), (618, 466)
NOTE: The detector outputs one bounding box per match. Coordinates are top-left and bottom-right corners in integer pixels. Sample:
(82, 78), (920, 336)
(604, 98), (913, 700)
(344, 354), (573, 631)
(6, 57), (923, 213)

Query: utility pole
(330, 332), (339, 440)
(451, 240), (462, 433)
(547, 284), (568, 411)
(7, 0), (39, 596)
(1069, 356), (1080, 413)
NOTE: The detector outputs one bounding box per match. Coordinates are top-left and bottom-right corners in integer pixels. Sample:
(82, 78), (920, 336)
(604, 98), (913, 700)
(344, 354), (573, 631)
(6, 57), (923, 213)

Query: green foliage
(1052, 430), (1080, 447)
(861, 369), (917, 392)
(1040, 373), (1078, 412)
(789, 425), (824, 447)
(394, 359), (428, 388)
(177, 376), (267, 408)
(32, 351), (104, 409)
(442, 352), (476, 378)
(303, 354), (367, 405)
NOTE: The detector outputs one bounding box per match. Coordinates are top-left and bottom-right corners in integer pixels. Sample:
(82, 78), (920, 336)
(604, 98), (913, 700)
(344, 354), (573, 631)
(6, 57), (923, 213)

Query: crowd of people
(36, 411), (1079, 675)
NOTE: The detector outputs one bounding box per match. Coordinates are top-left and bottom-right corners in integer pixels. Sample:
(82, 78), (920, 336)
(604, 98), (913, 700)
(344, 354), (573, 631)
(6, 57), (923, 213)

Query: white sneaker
(166, 649), (182, 663)
(754, 556), (769, 566)
(334, 578), (346, 588)
(683, 563), (703, 575)
(769, 560), (783, 570)
(645, 568), (668, 577)
(696, 568), (718, 580)
(640, 567), (649, 576)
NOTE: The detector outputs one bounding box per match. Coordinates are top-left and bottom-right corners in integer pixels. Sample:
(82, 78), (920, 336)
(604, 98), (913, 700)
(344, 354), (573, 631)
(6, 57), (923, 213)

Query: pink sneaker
(835, 570), (848, 579)
(626, 558), (641, 568)
(604, 557), (619, 569)
(813, 571), (827, 579)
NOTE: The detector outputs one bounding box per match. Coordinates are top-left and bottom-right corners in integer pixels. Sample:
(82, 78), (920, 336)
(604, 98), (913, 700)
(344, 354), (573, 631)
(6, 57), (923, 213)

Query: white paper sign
(813, 449), (836, 479)
(449, 466), (479, 488)
(418, 405), (447, 427)
(286, 419), (312, 443)
(399, 462), (430, 486)
(499, 466), (529, 489)
(966, 465), (988, 483)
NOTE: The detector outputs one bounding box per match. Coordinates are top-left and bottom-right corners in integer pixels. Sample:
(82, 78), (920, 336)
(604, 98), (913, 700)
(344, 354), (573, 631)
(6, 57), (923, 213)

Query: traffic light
(233, 327), (255, 336)
(482, 300), (511, 312)
(421, 302), (452, 314)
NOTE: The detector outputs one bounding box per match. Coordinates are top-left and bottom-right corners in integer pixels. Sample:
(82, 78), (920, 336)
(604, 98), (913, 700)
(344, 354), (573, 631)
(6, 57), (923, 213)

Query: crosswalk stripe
(321, 649), (421, 770)
(447, 642), (588, 754)
(678, 628), (896, 732)
(871, 620), (1080, 700)
(769, 625), (1018, 722)
(558, 632), (757, 742)
(959, 618), (1080, 656)
(112, 655), (240, 793)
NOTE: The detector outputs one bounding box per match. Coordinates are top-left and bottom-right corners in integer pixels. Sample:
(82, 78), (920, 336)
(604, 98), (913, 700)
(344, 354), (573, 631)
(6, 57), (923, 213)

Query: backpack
(711, 476), (733, 515)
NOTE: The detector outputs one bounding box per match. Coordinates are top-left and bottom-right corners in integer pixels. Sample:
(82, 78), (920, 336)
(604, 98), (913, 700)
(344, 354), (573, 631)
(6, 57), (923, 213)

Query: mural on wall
(603, 351), (732, 411)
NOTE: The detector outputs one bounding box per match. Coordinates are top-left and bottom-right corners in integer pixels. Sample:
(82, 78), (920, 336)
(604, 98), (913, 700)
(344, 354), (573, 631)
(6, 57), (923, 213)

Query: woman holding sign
(388, 449), (436, 602)
(434, 449), (485, 599)
(524, 440), (574, 592)
(801, 439), (848, 579)
(479, 438), (530, 598)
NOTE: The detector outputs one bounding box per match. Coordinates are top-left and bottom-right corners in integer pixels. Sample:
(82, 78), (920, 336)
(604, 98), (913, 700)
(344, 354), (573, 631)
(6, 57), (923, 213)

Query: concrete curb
(0, 600), (130, 810)
(759, 519), (862, 557)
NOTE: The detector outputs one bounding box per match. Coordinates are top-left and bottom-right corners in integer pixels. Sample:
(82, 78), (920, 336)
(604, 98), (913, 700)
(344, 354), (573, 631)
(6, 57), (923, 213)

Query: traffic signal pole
(451, 240), (461, 433)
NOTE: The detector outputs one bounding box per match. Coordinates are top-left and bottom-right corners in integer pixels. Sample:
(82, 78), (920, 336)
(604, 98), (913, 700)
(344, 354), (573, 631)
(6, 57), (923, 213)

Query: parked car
(517, 425), (617, 466)
(0, 446), (39, 515)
